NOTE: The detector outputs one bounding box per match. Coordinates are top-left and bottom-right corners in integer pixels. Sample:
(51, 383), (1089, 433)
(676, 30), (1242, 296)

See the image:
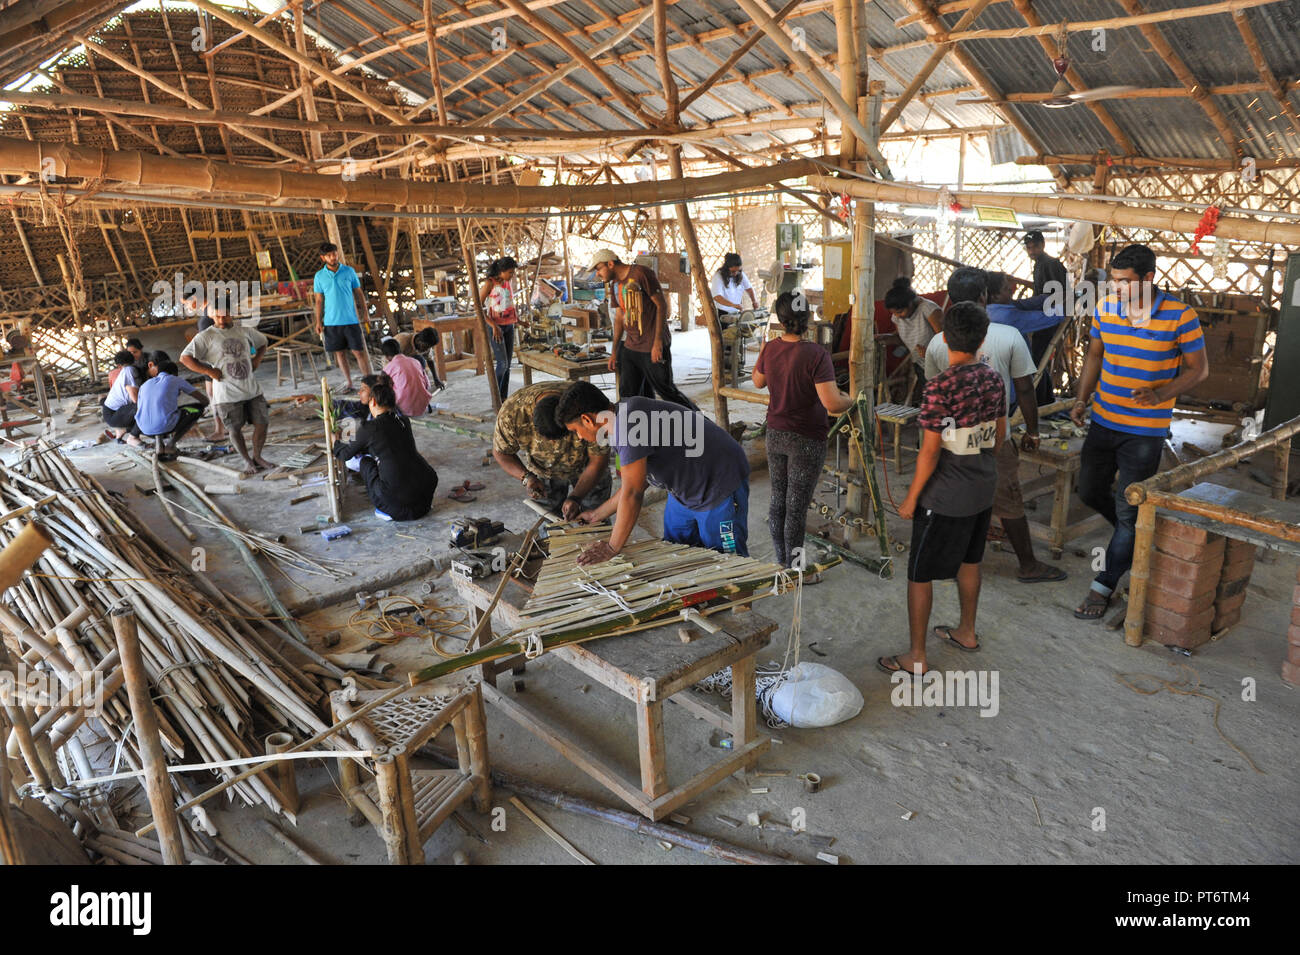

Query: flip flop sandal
(933, 625), (981, 652)
(448, 489), (476, 502)
(1017, 566), (1068, 583)
(876, 655), (926, 679)
(461, 481), (486, 491)
(1073, 593), (1111, 621)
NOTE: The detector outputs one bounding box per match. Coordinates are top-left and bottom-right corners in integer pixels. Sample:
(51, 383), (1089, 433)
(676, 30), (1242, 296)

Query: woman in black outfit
(333, 381), (438, 521)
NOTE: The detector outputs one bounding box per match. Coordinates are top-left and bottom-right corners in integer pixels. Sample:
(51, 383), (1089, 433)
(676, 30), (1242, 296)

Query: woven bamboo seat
(875, 402), (921, 474)
(331, 680), (490, 864)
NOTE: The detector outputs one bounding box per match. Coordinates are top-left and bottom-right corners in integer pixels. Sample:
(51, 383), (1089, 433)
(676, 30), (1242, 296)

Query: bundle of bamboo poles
(0, 441), (334, 836)
(411, 525), (835, 683)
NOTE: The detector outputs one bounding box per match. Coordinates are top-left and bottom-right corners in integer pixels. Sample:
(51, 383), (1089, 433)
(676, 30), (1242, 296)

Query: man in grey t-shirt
(924, 267), (1066, 585)
(180, 311), (273, 474)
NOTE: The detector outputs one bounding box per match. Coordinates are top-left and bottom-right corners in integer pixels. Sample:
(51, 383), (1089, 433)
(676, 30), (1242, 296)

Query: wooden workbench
(451, 559), (774, 821)
(1017, 433), (1109, 559)
(517, 348), (613, 389)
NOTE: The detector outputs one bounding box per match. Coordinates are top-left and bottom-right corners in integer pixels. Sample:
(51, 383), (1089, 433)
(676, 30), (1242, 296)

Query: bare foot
(239, 460), (259, 476)
(253, 455), (274, 469)
(878, 650), (927, 676)
(123, 434), (143, 448)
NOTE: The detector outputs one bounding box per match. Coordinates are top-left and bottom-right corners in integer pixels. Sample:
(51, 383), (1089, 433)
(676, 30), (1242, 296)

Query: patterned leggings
(766, 428), (827, 568)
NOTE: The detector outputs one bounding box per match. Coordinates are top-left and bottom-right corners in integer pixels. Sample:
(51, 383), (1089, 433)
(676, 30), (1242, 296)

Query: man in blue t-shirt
(313, 242), (373, 393)
(555, 381), (750, 566)
(135, 360), (209, 454)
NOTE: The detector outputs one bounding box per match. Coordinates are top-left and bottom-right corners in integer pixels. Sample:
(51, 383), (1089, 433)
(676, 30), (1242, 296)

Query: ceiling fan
(957, 27), (1140, 108)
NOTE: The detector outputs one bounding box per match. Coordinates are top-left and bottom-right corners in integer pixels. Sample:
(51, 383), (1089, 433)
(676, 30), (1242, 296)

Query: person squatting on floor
(135, 359), (209, 456)
(882, 302), (1006, 679)
(101, 350), (143, 447)
(751, 291), (852, 580)
(332, 379), (438, 522)
(553, 381), (749, 566)
(1071, 243), (1209, 621)
(492, 381), (612, 520)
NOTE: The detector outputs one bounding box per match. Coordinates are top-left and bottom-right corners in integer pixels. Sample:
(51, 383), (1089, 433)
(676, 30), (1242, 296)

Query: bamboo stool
(330, 680), (490, 865)
(875, 402), (921, 474)
(274, 344), (321, 387)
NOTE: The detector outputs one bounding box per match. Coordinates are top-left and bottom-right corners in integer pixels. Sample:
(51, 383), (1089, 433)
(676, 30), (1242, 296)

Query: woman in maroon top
(752, 292), (852, 580)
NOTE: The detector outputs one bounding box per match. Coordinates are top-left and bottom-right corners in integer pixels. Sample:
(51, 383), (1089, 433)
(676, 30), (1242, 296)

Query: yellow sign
(255, 249), (273, 269)
(974, 206), (1020, 227)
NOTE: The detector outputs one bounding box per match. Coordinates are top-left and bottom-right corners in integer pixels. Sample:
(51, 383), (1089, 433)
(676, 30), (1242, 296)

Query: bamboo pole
(730, 0), (891, 178)
(1017, 153), (1300, 172)
(322, 378), (343, 524)
(112, 604), (186, 865)
(879, 0), (993, 133)
(815, 174), (1300, 245)
(0, 521), (53, 591)
(1126, 415), (1300, 505)
(264, 732), (299, 816)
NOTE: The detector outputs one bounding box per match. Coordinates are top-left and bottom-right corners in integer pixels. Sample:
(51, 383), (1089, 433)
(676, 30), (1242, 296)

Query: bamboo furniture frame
(273, 343), (320, 388)
(452, 566), (774, 822)
(1016, 433), (1111, 560)
(412, 315), (484, 381)
(1124, 415), (1300, 649)
(331, 680), (490, 865)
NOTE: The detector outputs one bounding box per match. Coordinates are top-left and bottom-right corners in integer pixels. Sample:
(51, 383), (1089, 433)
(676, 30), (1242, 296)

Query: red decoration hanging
(948, 201), (963, 214)
(837, 192), (851, 222)
(1190, 205), (1220, 253)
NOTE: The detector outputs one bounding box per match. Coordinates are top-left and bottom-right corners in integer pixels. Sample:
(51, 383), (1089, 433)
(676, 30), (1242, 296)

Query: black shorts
(323, 323), (366, 353)
(908, 507), (992, 583)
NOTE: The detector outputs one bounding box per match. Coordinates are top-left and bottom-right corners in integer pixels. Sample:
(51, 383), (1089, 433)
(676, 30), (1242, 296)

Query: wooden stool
(330, 680), (490, 865)
(274, 344), (320, 387)
(875, 402), (921, 473)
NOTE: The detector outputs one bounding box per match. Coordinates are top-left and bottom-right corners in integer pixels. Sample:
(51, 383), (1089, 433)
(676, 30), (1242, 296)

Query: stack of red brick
(1145, 517), (1257, 650)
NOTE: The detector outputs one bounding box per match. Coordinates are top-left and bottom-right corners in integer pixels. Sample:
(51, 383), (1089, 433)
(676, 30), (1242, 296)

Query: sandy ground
(15, 327), (1298, 865)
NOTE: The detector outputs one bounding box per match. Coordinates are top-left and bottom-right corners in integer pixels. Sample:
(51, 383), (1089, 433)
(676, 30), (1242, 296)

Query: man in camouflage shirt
(492, 381), (612, 519)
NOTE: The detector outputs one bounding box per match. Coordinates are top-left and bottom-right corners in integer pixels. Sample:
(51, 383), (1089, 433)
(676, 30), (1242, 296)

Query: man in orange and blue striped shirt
(1070, 244), (1209, 621)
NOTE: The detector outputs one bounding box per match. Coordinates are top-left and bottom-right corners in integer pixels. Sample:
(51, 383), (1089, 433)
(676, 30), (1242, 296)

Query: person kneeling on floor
(881, 302), (1006, 680)
(332, 379), (438, 522)
(554, 381), (750, 566)
(136, 360), (209, 457)
(102, 350), (143, 447)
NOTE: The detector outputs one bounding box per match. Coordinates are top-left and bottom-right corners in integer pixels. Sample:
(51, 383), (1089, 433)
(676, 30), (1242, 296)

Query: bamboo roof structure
(0, 0), (1296, 328)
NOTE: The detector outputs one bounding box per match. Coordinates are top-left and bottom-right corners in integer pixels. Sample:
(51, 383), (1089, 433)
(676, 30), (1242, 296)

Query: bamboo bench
(452, 563), (775, 822)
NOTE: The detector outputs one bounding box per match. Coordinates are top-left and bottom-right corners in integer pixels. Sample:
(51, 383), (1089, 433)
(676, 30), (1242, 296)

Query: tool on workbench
(450, 517), (505, 548)
(450, 550), (495, 580)
(321, 525), (352, 542)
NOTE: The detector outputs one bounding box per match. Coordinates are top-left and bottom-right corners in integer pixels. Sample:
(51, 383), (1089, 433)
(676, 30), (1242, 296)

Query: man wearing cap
(590, 250), (698, 411)
(1022, 230), (1068, 405)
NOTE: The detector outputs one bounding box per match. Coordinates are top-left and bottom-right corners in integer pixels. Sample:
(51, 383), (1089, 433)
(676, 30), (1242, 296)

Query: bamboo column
(1124, 502), (1157, 647)
(112, 604), (186, 865)
(670, 158), (727, 425)
(264, 732), (300, 816)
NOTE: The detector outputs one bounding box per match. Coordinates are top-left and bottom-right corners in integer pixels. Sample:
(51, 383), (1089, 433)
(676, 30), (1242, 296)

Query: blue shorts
(662, 482), (749, 557)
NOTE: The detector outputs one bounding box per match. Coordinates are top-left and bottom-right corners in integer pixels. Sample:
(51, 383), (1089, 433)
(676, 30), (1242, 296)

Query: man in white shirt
(180, 310), (273, 475)
(710, 253), (759, 316)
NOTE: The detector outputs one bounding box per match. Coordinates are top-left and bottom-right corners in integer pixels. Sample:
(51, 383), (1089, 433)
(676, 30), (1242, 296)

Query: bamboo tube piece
(153, 451), (196, 543)
(1124, 502), (1157, 648)
(509, 794), (593, 864)
(264, 732), (300, 816)
(1273, 439), (1290, 502)
(0, 709), (22, 865)
(322, 378), (342, 523)
(0, 521), (53, 592)
(112, 604), (186, 865)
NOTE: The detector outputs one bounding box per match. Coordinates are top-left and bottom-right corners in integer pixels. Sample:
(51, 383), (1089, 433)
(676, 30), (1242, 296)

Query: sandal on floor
(877, 655), (926, 679)
(1073, 590), (1111, 621)
(459, 480), (486, 492)
(1017, 565), (1068, 583)
(448, 488), (476, 502)
(932, 625), (981, 652)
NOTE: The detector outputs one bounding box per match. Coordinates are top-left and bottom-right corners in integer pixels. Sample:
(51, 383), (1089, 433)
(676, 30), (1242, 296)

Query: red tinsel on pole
(1190, 206), (1220, 253)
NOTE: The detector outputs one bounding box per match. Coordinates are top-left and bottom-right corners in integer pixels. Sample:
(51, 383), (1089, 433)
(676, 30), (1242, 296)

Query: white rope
(522, 630), (545, 659)
(574, 577), (636, 614)
(48, 749), (375, 790)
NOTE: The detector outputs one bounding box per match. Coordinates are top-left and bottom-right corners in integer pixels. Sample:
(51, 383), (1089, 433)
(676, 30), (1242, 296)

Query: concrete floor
(16, 329), (1299, 865)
